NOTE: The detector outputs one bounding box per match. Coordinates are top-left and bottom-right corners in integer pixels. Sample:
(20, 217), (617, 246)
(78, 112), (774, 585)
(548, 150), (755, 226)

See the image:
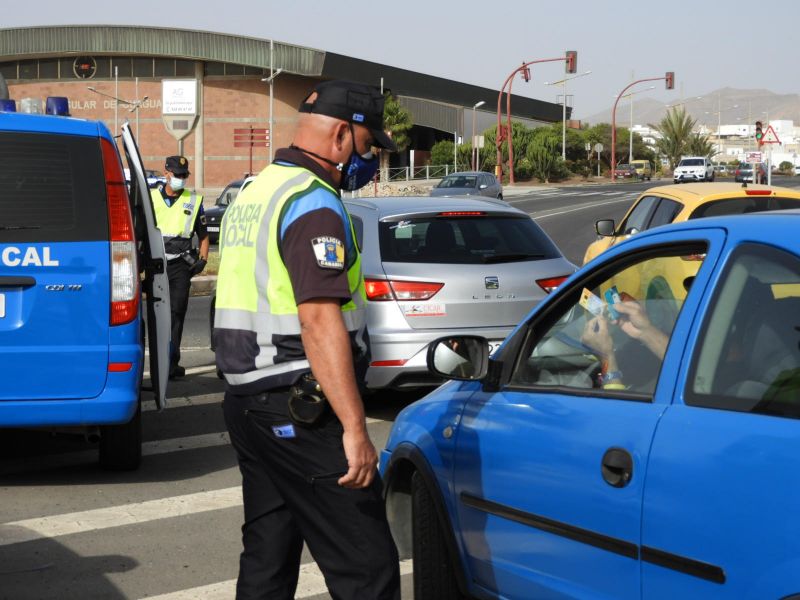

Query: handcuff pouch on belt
(288, 373), (329, 426)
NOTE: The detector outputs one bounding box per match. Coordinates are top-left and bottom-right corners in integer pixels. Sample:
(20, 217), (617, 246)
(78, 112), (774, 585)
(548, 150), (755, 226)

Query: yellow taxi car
(584, 182), (800, 265)
(583, 183), (800, 321)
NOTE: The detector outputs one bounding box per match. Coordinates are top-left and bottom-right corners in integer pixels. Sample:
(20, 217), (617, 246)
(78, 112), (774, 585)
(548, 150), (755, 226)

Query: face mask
(169, 177), (185, 191)
(339, 125), (378, 191)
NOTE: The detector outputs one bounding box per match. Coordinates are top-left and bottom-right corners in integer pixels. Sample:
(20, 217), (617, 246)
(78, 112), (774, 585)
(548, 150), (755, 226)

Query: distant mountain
(581, 88), (800, 128)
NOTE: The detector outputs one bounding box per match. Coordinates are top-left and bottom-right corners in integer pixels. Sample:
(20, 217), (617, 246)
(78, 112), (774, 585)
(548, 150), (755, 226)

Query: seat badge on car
(485, 276), (499, 289)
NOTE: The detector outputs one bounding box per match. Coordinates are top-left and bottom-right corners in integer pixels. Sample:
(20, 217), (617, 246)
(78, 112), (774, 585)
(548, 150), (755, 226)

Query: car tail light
(370, 359), (408, 367)
(745, 189), (771, 196)
(364, 278), (444, 301)
(101, 138), (139, 325)
(536, 275), (569, 293)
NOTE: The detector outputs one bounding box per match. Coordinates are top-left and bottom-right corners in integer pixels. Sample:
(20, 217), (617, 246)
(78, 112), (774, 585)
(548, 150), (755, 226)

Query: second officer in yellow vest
(214, 80), (400, 600)
(151, 155), (209, 379)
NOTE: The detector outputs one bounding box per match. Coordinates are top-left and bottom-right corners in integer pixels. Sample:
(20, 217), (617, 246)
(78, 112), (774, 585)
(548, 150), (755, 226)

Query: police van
(0, 81), (170, 470)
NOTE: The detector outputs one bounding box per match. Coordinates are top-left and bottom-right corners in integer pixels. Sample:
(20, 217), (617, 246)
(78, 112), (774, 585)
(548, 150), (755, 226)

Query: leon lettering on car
(1, 246), (59, 267)
(221, 203), (262, 248)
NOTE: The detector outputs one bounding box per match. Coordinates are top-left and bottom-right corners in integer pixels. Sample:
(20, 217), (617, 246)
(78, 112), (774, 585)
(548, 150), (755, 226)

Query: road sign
(593, 143), (604, 153)
(746, 151), (762, 163)
(761, 125), (781, 144)
(233, 126), (271, 175)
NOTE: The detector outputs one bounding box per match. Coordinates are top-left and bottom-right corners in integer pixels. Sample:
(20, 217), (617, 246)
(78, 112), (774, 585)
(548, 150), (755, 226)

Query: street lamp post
(611, 73), (674, 180)
(544, 70), (591, 160)
(614, 86), (655, 164)
(496, 53), (575, 184)
(471, 100), (485, 170)
(261, 39), (284, 164)
(87, 83), (148, 139)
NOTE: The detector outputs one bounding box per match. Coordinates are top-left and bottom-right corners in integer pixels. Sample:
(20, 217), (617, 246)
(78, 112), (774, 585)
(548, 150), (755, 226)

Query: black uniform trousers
(223, 389), (400, 600)
(166, 258), (192, 369)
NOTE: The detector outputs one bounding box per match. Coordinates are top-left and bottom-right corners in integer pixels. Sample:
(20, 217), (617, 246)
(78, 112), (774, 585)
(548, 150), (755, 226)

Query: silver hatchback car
(345, 196), (575, 390)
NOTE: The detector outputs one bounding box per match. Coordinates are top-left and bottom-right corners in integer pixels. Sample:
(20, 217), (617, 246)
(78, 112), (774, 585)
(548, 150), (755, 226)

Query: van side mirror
(595, 219), (616, 237)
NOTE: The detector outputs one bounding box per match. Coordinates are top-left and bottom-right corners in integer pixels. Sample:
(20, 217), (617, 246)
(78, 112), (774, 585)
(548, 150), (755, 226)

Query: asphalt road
(3, 175), (799, 599)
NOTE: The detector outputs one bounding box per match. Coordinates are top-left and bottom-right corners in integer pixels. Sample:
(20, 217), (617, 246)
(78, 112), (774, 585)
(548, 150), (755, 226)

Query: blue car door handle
(601, 448), (633, 488)
(0, 276), (36, 288)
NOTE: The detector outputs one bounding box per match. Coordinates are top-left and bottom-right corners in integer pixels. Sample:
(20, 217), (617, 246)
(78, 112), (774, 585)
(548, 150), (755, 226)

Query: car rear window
(689, 196), (800, 219)
(0, 131), (108, 243)
(378, 215), (560, 264)
(437, 175), (477, 189)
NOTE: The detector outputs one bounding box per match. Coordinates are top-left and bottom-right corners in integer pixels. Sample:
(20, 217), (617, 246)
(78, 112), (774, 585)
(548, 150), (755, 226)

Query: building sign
(162, 80), (197, 115)
(73, 57), (97, 79)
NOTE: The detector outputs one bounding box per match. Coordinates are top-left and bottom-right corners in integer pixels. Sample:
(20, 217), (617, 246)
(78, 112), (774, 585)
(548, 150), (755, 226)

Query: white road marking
(532, 196), (635, 219)
(0, 487), (243, 547)
(142, 559), (414, 600)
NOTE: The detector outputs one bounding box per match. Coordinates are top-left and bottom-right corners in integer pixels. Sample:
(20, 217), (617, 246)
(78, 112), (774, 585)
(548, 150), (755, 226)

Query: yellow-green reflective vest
(150, 188), (202, 241)
(213, 164), (367, 392)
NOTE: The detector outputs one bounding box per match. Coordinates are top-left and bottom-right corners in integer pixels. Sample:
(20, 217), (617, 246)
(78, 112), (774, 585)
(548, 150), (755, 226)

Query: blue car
(0, 103), (170, 469)
(380, 211), (800, 599)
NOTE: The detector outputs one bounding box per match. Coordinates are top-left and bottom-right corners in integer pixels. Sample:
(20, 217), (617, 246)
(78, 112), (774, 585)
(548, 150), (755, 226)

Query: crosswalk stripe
(143, 559), (414, 600)
(0, 487), (243, 547)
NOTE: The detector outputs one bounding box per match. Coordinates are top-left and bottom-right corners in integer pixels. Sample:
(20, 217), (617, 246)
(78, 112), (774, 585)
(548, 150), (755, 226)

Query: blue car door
(451, 231), (723, 599)
(642, 240), (800, 599)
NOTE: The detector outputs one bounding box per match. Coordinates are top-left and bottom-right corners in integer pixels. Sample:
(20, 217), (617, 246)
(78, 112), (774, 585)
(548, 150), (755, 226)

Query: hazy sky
(5, 0), (798, 119)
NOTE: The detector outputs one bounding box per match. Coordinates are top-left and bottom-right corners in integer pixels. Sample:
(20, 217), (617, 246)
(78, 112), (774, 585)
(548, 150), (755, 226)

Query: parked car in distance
(613, 164), (638, 180)
(630, 159), (652, 181)
(380, 210), (800, 600)
(210, 196), (576, 390)
(673, 156), (714, 183)
(206, 175), (257, 244)
(795, 164), (800, 176)
(145, 169), (166, 188)
(584, 182), (800, 265)
(734, 162), (767, 183)
(713, 163), (729, 175)
(430, 171), (504, 200)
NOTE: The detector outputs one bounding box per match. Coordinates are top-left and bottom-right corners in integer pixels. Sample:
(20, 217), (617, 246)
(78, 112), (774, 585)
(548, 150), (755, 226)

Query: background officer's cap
(165, 155), (190, 176)
(298, 80), (397, 152)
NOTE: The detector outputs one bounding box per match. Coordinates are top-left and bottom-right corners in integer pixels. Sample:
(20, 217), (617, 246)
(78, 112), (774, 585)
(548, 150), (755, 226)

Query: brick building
(0, 25), (568, 189)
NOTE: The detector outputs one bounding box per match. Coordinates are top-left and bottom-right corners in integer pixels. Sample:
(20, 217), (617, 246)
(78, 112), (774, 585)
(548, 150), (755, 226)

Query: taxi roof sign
(761, 125), (781, 144)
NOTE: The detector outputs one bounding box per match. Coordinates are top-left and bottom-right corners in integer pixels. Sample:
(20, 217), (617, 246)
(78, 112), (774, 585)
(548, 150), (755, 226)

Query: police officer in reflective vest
(151, 155), (209, 379)
(214, 80), (400, 599)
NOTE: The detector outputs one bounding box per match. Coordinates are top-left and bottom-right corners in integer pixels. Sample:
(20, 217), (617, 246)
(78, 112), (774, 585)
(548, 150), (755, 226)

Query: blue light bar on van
(45, 96), (70, 116)
(0, 99), (15, 112)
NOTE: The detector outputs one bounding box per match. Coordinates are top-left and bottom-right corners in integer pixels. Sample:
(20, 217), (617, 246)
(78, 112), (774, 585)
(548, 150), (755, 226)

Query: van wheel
(412, 472), (465, 600)
(99, 399), (142, 470)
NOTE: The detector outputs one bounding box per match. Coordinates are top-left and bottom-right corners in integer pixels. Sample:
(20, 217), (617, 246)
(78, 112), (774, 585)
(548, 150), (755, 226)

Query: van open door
(121, 123), (170, 409)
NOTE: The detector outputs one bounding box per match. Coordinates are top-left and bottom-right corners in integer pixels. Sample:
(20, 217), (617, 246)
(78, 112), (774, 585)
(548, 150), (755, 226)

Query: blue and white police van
(0, 80), (170, 470)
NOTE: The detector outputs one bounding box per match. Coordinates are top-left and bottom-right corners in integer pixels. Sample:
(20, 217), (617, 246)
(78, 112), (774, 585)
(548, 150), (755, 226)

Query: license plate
(207, 226), (220, 233)
(0, 293), (5, 318)
(488, 339), (503, 354)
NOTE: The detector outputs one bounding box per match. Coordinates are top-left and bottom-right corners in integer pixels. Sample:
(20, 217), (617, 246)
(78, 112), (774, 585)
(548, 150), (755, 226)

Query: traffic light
(565, 51), (577, 74)
(755, 121), (763, 145)
(665, 71), (674, 90)
(521, 65), (531, 82)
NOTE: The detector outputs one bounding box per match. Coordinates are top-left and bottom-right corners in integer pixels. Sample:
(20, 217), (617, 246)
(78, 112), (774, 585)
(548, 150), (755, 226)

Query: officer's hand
(189, 257), (207, 277)
(338, 428), (378, 489)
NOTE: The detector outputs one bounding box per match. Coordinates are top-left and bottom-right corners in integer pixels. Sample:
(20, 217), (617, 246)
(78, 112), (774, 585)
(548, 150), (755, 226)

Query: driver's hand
(581, 315), (613, 357)
(614, 301), (652, 339)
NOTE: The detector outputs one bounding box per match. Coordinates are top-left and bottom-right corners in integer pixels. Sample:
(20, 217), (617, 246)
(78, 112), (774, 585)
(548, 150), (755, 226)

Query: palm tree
(381, 94), (413, 176)
(650, 107), (697, 170)
(685, 132), (715, 158)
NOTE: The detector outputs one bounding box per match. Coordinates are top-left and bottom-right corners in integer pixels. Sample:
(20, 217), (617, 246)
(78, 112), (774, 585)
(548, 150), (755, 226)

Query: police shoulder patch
(311, 236), (345, 270)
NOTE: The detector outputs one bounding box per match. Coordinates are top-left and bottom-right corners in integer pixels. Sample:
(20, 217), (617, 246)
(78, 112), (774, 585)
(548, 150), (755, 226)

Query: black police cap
(165, 155), (190, 176)
(298, 80), (397, 152)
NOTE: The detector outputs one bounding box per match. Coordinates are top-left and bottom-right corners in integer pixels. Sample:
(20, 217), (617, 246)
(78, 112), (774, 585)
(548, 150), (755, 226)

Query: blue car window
(510, 245), (707, 396)
(687, 244), (800, 418)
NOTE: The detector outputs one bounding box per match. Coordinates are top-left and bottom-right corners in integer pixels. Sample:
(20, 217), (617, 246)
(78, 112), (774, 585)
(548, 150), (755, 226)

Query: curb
(190, 275), (216, 296)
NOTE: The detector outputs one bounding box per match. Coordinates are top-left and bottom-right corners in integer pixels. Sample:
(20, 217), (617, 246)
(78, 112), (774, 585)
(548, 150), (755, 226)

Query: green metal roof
(0, 26), (324, 76)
